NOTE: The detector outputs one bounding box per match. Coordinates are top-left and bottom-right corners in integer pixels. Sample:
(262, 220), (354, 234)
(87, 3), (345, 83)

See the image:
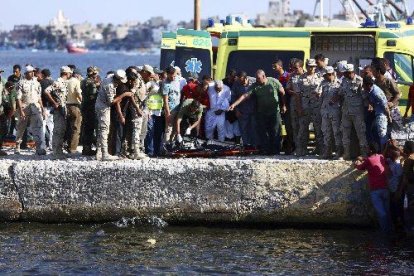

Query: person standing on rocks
(44, 66), (72, 159)
(66, 69), (83, 154)
(337, 64), (368, 159)
(372, 59), (402, 129)
(81, 66), (100, 156)
(296, 59), (323, 156)
(14, 65), (46, 155)
(363, 76), (392, 151)
(319, 66), (343, 159)
(40, 69), (54, 151)
(0, 81), (16, 156)
(205, 80), (231, 143)
(231, 71), (257, 146)
(286, 59), (304, 153)
(95, 70), (134, 161)
(161, 66), (181, 146)
(230, 69), (286, 155)
(125, 67), (146, 160)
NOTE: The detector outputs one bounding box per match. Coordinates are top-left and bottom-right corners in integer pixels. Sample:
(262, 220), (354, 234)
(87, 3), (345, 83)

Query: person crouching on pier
(95, 70), (134, 161)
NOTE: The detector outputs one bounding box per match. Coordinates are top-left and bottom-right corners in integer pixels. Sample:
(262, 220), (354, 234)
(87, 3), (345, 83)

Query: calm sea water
(0, 222), (413, 274)
(0, 50), (160, 79)
(0, 50), (413, 274)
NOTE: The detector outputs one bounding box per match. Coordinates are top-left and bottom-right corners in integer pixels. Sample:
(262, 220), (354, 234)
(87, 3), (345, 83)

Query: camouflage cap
(344, 64), (355, 72)
(323, 66), (335, 75)
(87, 66), (100, 76)
(306, 59), (317, 67)
(60, 66), (73, 74)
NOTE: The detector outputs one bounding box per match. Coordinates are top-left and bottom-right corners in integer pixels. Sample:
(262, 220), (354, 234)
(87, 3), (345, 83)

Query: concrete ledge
(0, 157), (373, 225)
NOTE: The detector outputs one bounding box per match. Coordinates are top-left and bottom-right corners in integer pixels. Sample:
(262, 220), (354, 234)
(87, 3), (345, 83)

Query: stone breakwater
(0, 156), (373, 226)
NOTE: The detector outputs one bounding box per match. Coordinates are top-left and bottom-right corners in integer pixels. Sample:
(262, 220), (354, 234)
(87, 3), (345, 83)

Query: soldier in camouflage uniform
(338, 64), (368, 159)
(286, 59), (304, 151)
(319, 66), (343, 159)
(127, 66), (151, 160)
(44, 66), (72, 159)
(15, 65), (46, 155)
(95, 70), (133, 161)
(81, 66), (100, 156)
(0, 81), (16, 156)
(296, 59), (324, 156)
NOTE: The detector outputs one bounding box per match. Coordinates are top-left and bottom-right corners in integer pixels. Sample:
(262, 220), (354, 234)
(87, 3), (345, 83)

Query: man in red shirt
(181, 73), (199, 101)
(355, 143), (392, 233)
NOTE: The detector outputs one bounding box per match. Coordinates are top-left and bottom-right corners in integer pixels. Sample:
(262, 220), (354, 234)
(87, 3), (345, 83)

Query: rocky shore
(0, 154), (373, 226)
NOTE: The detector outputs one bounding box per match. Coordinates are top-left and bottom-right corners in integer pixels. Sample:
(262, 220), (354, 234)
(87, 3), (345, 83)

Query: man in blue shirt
(161, 65), (181, 145)
(363, 76), (392, 151)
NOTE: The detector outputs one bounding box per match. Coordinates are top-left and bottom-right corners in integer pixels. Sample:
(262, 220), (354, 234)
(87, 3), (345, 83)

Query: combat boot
(119, 142), (129, 158)
(129, 145), (149, 160)
(101, 149), (119, 161)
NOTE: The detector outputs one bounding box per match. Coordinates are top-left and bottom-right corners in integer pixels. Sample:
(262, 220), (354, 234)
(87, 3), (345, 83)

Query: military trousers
(321, 113), (342, 149)
(131, 109), (145, 153)
(341, 112), (367, 148)
(66, 105), (82, 152)
(15, 104), (45, 151)
(297, 107), (323, 155)
(96, 107), (110, 152)
(52, 110), (67, 154)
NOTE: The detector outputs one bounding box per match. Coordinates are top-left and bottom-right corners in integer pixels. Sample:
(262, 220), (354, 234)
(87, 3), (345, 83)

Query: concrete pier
(0, 156), (373, 225)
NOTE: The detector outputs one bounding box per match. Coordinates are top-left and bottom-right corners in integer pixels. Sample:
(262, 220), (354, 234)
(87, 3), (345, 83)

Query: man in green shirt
(0, 81), (17, 156)
(175, 99), (203, 143)
(230, 69), (286, 155)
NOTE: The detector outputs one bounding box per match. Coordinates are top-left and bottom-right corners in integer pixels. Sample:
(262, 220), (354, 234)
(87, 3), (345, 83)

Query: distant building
(257, 0), (303, 27)
(49, 10), (71, 35)
(9, 25), (34, 44)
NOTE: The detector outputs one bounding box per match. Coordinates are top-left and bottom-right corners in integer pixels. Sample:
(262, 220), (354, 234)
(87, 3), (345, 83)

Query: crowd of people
(0, 54), (414, 232)
(0, 55), (413, 160)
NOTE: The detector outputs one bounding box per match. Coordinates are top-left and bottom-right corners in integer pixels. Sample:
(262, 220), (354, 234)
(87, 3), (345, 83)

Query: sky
(0, 0), (345, 31)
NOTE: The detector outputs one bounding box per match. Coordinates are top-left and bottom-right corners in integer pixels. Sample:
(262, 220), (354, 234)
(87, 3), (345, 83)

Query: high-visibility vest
(147, 93), (164, 110)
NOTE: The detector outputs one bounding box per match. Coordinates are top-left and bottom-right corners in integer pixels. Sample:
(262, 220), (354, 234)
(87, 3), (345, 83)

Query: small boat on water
(66, 41), (88, 54)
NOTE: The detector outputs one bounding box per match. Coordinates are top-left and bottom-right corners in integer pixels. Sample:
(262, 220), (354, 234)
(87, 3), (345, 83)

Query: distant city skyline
(0, 0), (344, 30)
